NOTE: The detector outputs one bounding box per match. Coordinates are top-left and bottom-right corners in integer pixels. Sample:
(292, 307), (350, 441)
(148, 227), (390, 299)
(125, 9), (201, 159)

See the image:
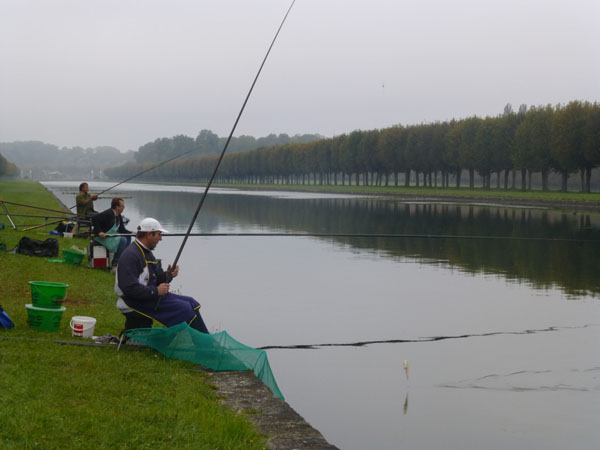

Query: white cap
(137, 217), (169, 233)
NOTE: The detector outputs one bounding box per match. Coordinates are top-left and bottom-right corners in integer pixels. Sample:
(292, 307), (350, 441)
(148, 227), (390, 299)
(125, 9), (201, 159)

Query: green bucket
(28, 281), (69, 309)
(62, 249), (85, 266)
(25, 304), (66, 332)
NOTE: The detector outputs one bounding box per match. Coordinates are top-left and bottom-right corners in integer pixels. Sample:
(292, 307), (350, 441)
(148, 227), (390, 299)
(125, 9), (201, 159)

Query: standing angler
(115, 217), (209, 333)
(75, 182), (98, 219)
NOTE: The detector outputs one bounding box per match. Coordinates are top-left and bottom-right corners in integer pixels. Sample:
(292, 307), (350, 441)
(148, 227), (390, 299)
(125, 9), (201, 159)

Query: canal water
(44, 181), (600, 450)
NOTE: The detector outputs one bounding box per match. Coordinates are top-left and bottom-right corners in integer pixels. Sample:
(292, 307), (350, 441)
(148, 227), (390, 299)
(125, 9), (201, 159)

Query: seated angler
(91, 197), (132, 267)
(115, 217), (209, 334)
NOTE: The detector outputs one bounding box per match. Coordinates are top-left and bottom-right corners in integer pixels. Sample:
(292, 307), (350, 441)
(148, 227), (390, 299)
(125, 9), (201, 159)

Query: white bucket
(70, 316), (96, 338)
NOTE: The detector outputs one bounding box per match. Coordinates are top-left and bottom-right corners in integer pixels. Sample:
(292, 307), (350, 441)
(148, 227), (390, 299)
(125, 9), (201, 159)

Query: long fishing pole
(67, 149), (199, 210)
(0, 213), (76, 220)
(103, 232), (600, 243)
(171, 0), (296, 270)
(154, 0), (297, 310)
(0, 200), (72, 216)
(21, 219), (64, 232)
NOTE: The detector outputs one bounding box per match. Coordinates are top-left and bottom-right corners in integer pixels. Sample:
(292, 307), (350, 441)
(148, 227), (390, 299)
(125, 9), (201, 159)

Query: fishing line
(170, 0), (297, 271)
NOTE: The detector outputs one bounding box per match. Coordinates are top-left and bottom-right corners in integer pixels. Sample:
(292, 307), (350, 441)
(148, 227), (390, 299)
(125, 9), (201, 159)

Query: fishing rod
(0, 200), (72, 216)
(103, 232), (600, 243)
(67, 151), (199, 210)
(21, 219), (65, 232)
(0, 213), (76, 220)
(155, 0), (297, 310)
(13, 223), (73, 228)
(170, 0), (296, 270)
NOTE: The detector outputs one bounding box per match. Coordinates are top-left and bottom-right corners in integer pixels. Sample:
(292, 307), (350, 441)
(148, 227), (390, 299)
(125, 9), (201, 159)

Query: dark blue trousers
(125, 292), (208, 334)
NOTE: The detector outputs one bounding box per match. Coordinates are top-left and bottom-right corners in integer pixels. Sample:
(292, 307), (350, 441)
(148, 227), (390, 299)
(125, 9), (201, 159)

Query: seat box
(90, 245), (113, 268)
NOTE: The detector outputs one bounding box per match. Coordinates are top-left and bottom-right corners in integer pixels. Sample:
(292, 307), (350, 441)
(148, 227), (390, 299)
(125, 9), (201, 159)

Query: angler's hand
(157, 283), (170, 296)
(167, 264), (179, 278)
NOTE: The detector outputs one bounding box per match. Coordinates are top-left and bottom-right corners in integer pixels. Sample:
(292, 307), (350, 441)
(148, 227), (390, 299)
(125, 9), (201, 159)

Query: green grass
(0, 340), (263, 449)
(0, 180), (266, 449)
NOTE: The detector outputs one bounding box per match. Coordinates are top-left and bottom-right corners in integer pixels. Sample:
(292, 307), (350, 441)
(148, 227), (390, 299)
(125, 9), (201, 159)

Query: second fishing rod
(154, 0), (297, 310)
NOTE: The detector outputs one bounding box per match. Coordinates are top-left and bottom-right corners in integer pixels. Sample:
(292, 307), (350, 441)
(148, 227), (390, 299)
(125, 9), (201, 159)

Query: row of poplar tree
(106, 100), (600, 192)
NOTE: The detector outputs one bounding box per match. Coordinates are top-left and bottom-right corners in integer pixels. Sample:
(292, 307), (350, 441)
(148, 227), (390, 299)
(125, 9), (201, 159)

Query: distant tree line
(134, 130), (324, 163)
(0, 141), (134, 179)
(0, 152), (19, 177)
(106, 101), (600, 193)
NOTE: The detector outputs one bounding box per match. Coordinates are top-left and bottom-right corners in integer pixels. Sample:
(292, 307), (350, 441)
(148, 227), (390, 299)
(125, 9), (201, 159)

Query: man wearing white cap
(114, 217), (209, 333)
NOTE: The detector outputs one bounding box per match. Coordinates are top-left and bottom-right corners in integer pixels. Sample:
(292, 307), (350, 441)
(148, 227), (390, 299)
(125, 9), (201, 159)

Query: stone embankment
(209, 370), (339, 450)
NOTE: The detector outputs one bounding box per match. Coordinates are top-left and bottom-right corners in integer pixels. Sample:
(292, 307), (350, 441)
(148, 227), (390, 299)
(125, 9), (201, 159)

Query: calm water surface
(44, 181), (600, 450)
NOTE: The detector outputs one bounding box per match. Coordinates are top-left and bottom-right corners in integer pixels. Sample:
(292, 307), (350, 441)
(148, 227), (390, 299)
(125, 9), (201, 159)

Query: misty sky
(1, 0), (599, 152)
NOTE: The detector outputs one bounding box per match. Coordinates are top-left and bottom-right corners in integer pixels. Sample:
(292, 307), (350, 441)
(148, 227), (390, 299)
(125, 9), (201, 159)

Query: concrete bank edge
(208, 370), (339, 450)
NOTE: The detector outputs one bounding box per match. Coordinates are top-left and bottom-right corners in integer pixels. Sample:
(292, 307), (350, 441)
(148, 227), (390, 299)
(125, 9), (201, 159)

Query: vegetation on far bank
(0, 131), (322, 180)
(106, 101), (600, 194)
(0, 179), (266, 449)
(0, 141), (133, 179)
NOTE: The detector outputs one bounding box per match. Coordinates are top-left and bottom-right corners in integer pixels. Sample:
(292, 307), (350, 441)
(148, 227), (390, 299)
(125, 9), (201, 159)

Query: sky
(1, 0), (599, 152)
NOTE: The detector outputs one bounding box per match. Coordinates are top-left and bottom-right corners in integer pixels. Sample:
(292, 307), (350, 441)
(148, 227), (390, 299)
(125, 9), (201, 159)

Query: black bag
(55, 221), (75, 233)
(13, 237), (59, 257)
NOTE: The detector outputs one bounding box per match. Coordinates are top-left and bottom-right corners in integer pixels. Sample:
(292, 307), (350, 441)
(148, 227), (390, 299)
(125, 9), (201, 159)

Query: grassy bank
(0, 180), (266, 449)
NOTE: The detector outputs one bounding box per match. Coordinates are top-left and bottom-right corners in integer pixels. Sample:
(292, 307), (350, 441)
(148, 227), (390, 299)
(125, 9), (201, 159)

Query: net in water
(124, 323), (284, 400)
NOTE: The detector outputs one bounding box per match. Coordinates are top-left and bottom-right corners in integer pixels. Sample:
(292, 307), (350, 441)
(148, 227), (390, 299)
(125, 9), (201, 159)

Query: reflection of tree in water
(133, 191), (222, 233)
(199, 195), (600, 297)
